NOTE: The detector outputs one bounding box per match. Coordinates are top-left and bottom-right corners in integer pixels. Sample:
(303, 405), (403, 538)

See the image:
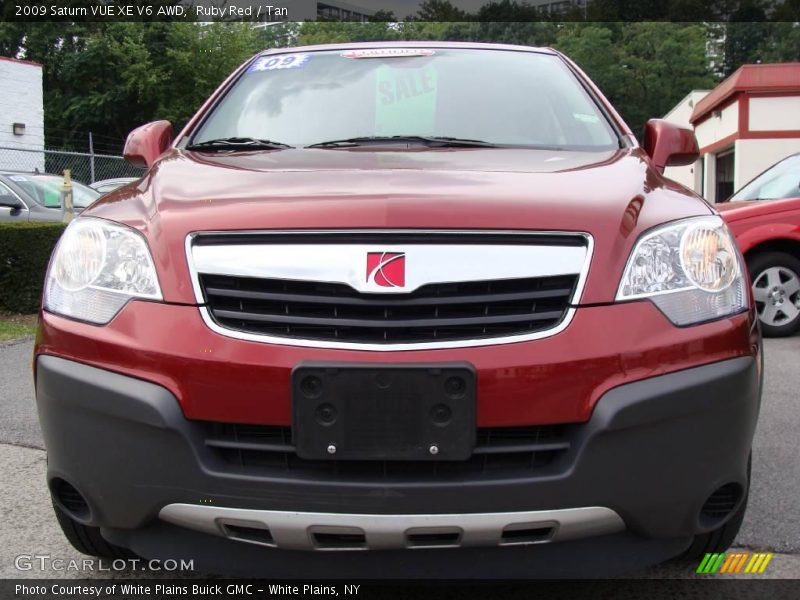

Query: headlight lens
(680, 223), (738, 292)
(44, 218), (162, 324)
(617, 216), (747, 325)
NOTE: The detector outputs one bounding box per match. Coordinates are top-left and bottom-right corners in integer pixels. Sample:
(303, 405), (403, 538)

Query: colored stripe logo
(697, 552), (773, 574)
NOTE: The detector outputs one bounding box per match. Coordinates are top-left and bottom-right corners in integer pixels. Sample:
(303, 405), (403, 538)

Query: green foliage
(759, 22), (800, 63)
(157, 23), (266, 127)
(0, 22), (295, 145)
(58, 23), (162, 138)
(297, 21), (402, 45)
(0, 17), (796, 149)
(414, 1), (469, 21)
(0, 319), (37, 342)
(711, 21), (800, 77)
(0, 223), (66, 314)
(555, 23), (716, 135)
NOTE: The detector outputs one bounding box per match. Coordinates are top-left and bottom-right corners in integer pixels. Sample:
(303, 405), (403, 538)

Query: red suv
(717, 153), (800, 337)
(35, 43), (762, 578)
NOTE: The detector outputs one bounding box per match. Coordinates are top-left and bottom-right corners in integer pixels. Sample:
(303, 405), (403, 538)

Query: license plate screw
(327, 444), (337, 455)
(429, 444), (439, 455)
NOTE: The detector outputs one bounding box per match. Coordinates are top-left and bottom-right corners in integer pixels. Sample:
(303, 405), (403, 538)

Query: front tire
(748, 251), (800, 337)
(52, 503), (135, 559)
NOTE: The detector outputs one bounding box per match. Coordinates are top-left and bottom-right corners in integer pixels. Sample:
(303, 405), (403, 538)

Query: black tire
(682, 455), (751, 560)
(747, 251), (800, 337)
(52, 503), (135, 559)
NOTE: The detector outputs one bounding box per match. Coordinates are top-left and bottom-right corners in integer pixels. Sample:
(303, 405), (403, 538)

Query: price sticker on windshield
(374, 64), (438, 135)
(248, 54), (310, 73)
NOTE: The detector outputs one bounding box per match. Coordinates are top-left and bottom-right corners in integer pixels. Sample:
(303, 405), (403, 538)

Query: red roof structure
(691, 63), (800, 125)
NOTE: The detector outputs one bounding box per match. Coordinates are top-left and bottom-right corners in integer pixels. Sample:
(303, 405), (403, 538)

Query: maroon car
(34, 43), (762, 577)
(717, 153), (800, 337)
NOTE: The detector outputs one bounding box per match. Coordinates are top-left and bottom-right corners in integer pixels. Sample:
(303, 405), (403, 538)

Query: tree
(56, 24), (163, 140)
(413, 0), (469, 21)
(297, 21), (399, 45)
(554, 23), (626, 104)
(0, 21), (273, 144)
(758, 22), (800, 62)
(0, 18), (791, 153)
(157, 23), (265, 127)
(476, 1), (542, 22)
(555, 23), (716, 134)
(616, 23), (716, 132)
(722, 22), (770, 75)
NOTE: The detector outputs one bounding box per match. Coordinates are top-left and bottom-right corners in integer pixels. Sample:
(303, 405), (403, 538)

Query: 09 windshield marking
(190, 49), (619, 152)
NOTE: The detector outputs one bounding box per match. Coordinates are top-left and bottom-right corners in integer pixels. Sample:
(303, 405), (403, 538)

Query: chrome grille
(187, 230), (591, 349)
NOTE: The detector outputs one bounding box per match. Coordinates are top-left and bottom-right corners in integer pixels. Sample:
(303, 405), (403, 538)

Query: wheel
(52, 503), (135, 559)
(682, 455), (751, 560)
(748, 251), (800, 337)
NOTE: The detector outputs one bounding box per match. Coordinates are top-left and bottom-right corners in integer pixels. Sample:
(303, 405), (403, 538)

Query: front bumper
(36, 299), (758, 427)
(35, 349), (761, 576)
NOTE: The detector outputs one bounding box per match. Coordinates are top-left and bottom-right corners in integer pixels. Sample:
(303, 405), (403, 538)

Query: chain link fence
(0, 144), (144, 185)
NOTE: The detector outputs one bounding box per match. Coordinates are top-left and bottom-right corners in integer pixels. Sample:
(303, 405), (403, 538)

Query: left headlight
(616, 215), (747, 326)
(44, 217), (162, 324)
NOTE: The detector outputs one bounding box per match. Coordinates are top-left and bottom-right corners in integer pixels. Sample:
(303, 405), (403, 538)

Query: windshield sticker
(375, 65), (438, 136)
(43, 190), (60, 208)
(574, 113), (600, 124)
(342, 49), (436, 59)
(248, 53), (310, 73)
(7, 175), (27, 182)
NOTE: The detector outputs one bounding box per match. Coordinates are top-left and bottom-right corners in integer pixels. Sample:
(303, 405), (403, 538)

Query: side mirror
(0, 194), (22, 210)
(643, 119), (699, 173)
(123, 120), (174, 169)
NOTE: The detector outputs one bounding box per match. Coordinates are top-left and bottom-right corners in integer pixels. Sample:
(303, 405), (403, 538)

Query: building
(662, 90), (712, 194)
(530, 0), (589, 14)
(663, 63), (800, 203)
(0, 57), (44, 172)
(317, 1), (374, 21)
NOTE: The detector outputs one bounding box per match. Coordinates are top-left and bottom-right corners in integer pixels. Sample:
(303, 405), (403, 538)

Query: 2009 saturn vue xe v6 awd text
(34, 43), (762, 578)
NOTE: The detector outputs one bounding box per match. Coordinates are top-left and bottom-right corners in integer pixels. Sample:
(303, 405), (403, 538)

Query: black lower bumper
(35, 354), (761, 577)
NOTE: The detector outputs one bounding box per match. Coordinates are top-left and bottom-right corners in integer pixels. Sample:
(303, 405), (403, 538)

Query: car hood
(715, 201), (752, 220)
(716, 198), (800, 223)
(86, 146), (712, 305)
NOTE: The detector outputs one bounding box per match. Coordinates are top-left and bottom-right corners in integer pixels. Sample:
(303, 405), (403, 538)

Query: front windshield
(192, 48), (619, 150)
(729, 154), (800, 202)
(12, 175), (100, 209)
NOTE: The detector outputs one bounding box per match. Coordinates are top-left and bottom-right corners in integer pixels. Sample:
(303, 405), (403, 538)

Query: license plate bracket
(292, 363), (476, 461)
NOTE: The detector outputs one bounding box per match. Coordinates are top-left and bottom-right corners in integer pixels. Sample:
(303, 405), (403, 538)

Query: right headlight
(616, 215), (748, 326)
(44, 217), (162, 324)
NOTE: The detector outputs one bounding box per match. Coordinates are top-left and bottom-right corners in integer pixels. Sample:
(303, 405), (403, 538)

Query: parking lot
(0, 335), (798, 580)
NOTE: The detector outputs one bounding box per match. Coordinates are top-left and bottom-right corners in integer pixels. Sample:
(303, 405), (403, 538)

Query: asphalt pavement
(0, 335), (798, 579)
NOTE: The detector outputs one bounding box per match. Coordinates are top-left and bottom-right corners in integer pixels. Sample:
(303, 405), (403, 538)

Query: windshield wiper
(306, 135), (499, 149)
(186, 137), (293, 151)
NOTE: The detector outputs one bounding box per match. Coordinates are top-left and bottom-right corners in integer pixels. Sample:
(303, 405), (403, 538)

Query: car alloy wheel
(752, 266), (800, 329)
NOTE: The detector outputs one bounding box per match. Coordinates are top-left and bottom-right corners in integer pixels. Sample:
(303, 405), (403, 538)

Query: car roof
(0, 172), (96, 189)
(2, 171), (61, 177)
(93, 177), (136, 183)
(258, 41), (556, 58)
